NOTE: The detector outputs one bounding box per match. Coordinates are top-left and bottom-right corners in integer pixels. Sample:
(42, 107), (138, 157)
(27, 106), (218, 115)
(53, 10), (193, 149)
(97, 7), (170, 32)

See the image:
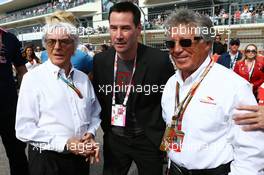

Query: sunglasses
(245, 49), (257, 54)
(45, 39), (73, 48)
(165, 37), (202, 49)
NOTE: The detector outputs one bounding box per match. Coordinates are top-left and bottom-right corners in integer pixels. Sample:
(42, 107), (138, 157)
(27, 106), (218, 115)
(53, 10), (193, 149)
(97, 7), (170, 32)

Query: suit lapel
(133, 44), (148, 100)
(105, 48), (115, 85)
(107, 44), (148, 102)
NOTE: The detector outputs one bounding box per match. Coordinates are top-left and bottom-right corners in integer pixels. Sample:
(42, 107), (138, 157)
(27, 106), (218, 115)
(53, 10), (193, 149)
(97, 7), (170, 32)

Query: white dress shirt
(35, 51), (42, 60)
(16, 60), (101, 152)
(25, 59), (39, 71)
(162, 56), (264, 175)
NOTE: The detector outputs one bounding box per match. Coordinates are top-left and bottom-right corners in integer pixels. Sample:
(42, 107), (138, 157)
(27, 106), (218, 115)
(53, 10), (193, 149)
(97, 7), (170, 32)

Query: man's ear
(203, 41), (212, 53)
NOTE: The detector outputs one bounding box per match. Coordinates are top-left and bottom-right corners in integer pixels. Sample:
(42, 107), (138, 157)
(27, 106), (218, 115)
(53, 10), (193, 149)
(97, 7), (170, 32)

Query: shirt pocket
(77, 97), (91, 124)
(75, 97), (92, 137)
(187, 96), (228, 132)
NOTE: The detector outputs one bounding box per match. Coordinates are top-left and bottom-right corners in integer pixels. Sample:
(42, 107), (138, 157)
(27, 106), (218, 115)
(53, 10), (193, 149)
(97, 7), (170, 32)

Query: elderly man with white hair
(15, 22), (101, 175)
(161, 9), (264, 175)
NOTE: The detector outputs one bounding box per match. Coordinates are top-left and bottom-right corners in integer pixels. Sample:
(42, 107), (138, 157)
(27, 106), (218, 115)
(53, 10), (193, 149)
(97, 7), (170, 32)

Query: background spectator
(234, 44), (264, 99)
(22, 45), (41, 71)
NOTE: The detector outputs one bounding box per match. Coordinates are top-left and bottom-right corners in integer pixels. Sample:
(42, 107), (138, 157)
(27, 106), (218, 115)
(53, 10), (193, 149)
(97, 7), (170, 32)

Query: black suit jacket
(92, 43), (174, 147)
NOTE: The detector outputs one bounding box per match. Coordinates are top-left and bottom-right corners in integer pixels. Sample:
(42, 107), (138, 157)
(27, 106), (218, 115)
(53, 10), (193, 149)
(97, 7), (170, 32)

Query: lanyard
(112, 53), (137, 106)
(230, 54), (238, 70)
(58, 73), (83, 99)
(172, 59), (214, 131)
(247, 60), (255, 81)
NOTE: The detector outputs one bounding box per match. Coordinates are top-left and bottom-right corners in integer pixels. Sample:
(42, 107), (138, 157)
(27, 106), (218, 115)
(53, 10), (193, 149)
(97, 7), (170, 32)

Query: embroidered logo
(199, 96), (216, 105)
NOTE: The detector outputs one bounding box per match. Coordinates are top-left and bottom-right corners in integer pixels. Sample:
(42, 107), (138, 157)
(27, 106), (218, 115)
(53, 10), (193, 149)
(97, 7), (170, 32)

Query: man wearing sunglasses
(217, 38), (243, 69)
(161, 9), (264, 175)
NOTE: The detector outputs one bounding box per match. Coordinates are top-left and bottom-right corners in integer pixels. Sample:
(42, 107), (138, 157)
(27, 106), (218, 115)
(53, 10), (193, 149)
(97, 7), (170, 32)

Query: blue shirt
(40, 49), (93, 74)
(40, 51), (48, 63)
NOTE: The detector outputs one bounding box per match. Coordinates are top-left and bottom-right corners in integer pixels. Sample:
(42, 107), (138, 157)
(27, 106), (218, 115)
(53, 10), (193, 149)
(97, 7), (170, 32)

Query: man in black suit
(92, 2), (174, 175)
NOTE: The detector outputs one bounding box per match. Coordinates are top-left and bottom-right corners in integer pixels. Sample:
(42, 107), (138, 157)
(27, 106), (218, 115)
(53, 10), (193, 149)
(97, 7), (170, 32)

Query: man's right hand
(65, 137), (95, 157)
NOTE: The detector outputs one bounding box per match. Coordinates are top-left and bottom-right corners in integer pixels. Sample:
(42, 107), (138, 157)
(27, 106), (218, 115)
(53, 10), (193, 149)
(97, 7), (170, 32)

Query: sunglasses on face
(45, 39), (73, 48)
(165, 37), (202, 49)
(245, 49), (257, 54)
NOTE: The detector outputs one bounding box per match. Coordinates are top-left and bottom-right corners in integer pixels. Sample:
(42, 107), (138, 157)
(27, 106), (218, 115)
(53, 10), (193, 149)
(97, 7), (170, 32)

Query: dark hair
(22, 45), (41, 63)
(230, 38), (240, 46)
(101, 44), (109, 51)
(215, 34), (221, 40)
(108, 1), (141, 26)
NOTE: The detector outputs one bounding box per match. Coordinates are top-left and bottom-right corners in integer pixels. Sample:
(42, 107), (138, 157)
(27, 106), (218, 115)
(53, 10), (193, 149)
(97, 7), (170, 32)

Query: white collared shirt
(230, 52), (239, 69)
(162, 56), (264, 175)
(16, 60), (101, 152)
(25, 59), (39, 71)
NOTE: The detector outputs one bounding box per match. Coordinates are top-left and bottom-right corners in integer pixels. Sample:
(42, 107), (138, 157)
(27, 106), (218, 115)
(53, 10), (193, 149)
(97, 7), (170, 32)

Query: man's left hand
(234, 105), (264, 131)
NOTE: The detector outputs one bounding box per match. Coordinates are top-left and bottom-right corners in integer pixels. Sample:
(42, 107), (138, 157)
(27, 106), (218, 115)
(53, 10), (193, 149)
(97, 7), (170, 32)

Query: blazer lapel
(133, 44), (148, 100)
(107, 44), (148, 102)
(104, 48), (115, 85)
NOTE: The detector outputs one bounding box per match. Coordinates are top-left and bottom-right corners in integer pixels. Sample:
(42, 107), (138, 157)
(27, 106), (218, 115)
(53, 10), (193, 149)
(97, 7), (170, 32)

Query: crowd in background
(0, 0), (93, 23)
(212, 3), (264, 25)
(212, 35), (264, 102)
(19, 42), (109, 72)
(2, 1), (264, 36)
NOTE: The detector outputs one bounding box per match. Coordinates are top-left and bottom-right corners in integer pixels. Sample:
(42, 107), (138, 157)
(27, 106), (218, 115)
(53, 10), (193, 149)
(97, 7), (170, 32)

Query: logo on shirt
(199, 96), (216, 105)
(116, 71), (134, 92)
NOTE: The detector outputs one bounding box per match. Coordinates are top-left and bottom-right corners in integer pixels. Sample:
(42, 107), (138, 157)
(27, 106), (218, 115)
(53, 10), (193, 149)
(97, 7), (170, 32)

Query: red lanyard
(112, 53), (137, 106)
(172, 59), (214, 131)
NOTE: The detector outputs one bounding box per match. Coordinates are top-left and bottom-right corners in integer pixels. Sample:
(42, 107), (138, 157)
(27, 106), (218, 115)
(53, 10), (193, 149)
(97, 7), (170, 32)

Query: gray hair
(164, 9), (215, 43)
(42, 22), (79, 50)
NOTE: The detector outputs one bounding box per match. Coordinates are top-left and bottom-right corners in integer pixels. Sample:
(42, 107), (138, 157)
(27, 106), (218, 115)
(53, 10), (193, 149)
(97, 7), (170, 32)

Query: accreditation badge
(160, 125), (185, 152)
(111, 104), (126, 127)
